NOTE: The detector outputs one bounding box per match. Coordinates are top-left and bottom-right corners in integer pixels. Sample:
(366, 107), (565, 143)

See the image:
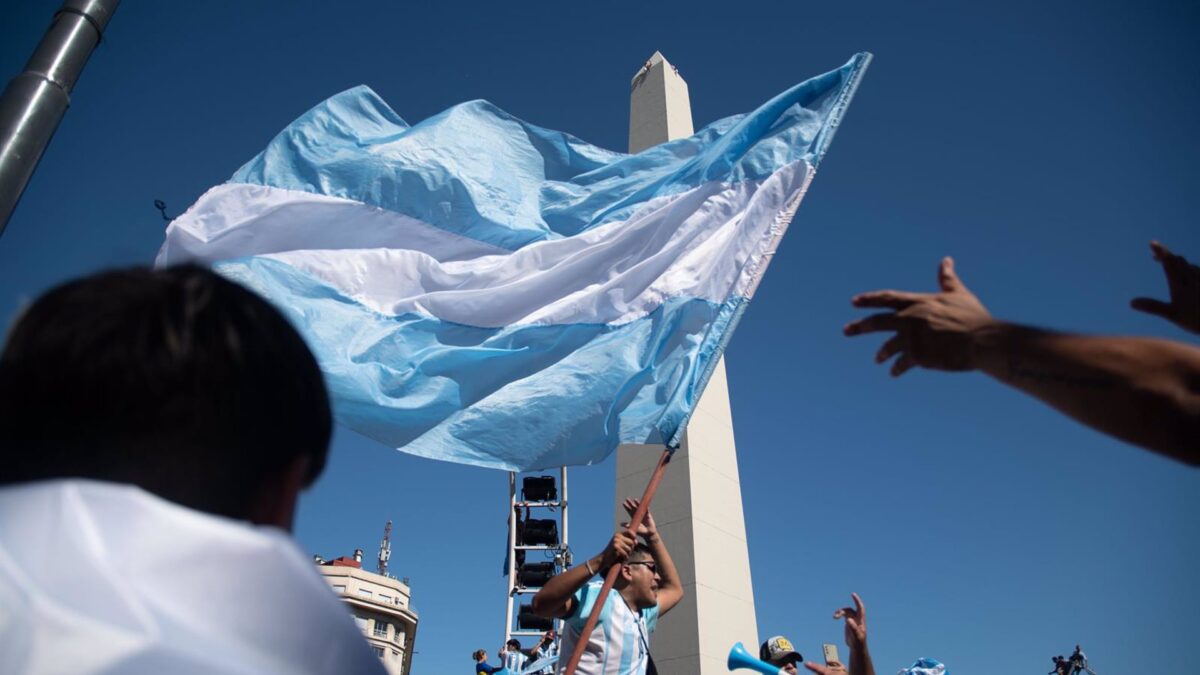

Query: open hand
(620, 497), (659, 540)
(1131, 240), (1200, 335)
(846, 258), (996, 376)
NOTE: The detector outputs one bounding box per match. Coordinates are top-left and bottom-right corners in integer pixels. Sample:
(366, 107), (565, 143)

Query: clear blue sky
(2, 2), (1197, 674)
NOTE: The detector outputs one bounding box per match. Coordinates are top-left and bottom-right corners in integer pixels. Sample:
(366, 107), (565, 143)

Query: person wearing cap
(759, 636), (805, 674)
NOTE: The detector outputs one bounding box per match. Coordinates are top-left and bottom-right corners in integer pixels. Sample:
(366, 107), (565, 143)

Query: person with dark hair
(845, 249), (1200, 466)
(0, 265), (385, 675)
(501, 637), (530, 672)
(531, 498), (683, 675)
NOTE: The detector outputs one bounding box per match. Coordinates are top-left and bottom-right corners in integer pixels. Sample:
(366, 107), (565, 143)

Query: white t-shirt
(0, 480), (388, 675)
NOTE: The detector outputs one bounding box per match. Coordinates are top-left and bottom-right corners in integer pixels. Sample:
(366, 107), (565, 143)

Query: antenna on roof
(377, 520), (392, 576)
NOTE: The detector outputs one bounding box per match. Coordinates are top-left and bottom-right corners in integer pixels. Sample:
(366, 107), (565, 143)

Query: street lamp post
(0, 0), (120, 237)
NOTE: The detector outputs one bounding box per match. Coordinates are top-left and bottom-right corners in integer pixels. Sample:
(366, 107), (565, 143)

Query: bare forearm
(532, 553), (602, 617)
(645, 533), (683, 603)
(850, 643), (875, 675)
(973, 323), (1200, 464)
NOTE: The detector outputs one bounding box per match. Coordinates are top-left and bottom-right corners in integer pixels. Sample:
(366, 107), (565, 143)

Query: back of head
(0, 265), (332, 520)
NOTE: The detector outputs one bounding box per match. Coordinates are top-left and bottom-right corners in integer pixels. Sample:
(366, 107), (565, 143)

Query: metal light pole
(0, 0), (119, 238)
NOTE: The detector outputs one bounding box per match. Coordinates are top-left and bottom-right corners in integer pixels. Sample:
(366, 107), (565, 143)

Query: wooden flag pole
(561, 446), (675, 675)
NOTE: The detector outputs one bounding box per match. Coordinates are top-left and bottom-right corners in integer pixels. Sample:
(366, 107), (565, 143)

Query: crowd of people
(472, 633), (558, 675)
(2, 239), (1194, 674)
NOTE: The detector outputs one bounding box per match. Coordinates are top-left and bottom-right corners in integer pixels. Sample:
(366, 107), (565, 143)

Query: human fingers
(1130, 297), (1173, 319)
(851, 592), (866, 620)
(890, 352), (917, 377)
(938, 257), (964, 293)
(851, 290), (924, 309)
(1149, 240), (1179, 262)
(844, 313), (902, 336)
(875, 335), (903, 364)
(611, 532), (636, 558)
(833, 607), (857, 620)
(623, 498), (638, 516)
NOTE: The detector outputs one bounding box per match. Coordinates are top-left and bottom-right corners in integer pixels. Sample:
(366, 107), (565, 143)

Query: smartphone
(822, 643), (840, 665)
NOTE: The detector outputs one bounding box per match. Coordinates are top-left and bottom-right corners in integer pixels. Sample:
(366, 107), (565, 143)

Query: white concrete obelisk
(616, 52), (759, 675)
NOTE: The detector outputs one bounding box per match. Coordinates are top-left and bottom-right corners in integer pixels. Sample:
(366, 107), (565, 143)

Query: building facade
(316, 552), (419, 675)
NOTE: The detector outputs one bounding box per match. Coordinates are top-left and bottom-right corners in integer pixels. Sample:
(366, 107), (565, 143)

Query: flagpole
(561, 446), (675, 675)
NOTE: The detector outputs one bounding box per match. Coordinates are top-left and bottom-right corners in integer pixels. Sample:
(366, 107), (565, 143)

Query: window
(378, 594), (392, 603)
(357, 588), (373, 598)
(332, 584), (346, 593)
(372, 646), (385, 658)
(373, 621), (388, 638)
(391, 649), (400, 659)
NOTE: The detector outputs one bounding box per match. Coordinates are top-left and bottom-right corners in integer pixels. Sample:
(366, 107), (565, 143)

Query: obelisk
(616, 51), (759, 675)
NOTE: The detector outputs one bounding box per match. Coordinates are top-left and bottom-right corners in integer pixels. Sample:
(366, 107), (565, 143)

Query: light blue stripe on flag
(158, 53), (871, 472)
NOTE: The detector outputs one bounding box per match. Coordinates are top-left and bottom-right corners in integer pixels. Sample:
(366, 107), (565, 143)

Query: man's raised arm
(845, 257), (1200, 466)
(622, 498), (683, 616)
(531, 531), (635, 618)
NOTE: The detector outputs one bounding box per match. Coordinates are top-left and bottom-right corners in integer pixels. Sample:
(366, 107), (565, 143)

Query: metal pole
(503, 471), (517, 645)
(561, 447), (674, 675)
(0, 0), (119, 237)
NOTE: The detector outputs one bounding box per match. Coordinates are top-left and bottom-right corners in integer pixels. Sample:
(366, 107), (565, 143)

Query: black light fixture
(518, 604), (554, 631)
(518, 562), (555, 587)
(522, 476), (557, 502)
(520, 519), (558, 546)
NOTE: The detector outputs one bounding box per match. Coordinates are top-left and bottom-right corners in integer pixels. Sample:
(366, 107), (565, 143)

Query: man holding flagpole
(532, 499), (683, 675)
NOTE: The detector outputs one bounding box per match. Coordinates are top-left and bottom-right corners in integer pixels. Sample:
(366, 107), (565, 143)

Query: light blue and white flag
(157, 53), (870, 472)
(898, 658), (947, 675)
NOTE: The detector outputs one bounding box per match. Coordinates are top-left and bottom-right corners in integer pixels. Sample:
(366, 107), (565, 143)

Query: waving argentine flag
(157, 53), (870, 472)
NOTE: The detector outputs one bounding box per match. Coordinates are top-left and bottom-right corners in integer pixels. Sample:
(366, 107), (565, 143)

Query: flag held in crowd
(899, 658), (948, 675)
(157, 53), (870, 472)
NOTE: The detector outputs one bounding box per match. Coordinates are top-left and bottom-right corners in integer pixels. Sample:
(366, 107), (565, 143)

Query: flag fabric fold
(157, 53), (870, 472)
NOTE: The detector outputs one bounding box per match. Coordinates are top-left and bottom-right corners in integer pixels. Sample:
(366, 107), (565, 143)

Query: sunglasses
(624, 560), (658, 573)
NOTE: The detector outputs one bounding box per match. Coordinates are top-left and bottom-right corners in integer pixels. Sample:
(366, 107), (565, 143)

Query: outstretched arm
(803, 593), (873, 675)
(622, 498), (684, 616)
(846, 257), (1200, 466)
(531, 531), (635, 618)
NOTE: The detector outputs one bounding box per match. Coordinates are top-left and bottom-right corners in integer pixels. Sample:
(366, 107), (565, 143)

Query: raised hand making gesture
(1131, 240), (1200, 335)
(620, 497), (659, 542)
(803, 593), (874, 675)
(846, 256), (1200, 465)
(845, 257), (993, 375)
